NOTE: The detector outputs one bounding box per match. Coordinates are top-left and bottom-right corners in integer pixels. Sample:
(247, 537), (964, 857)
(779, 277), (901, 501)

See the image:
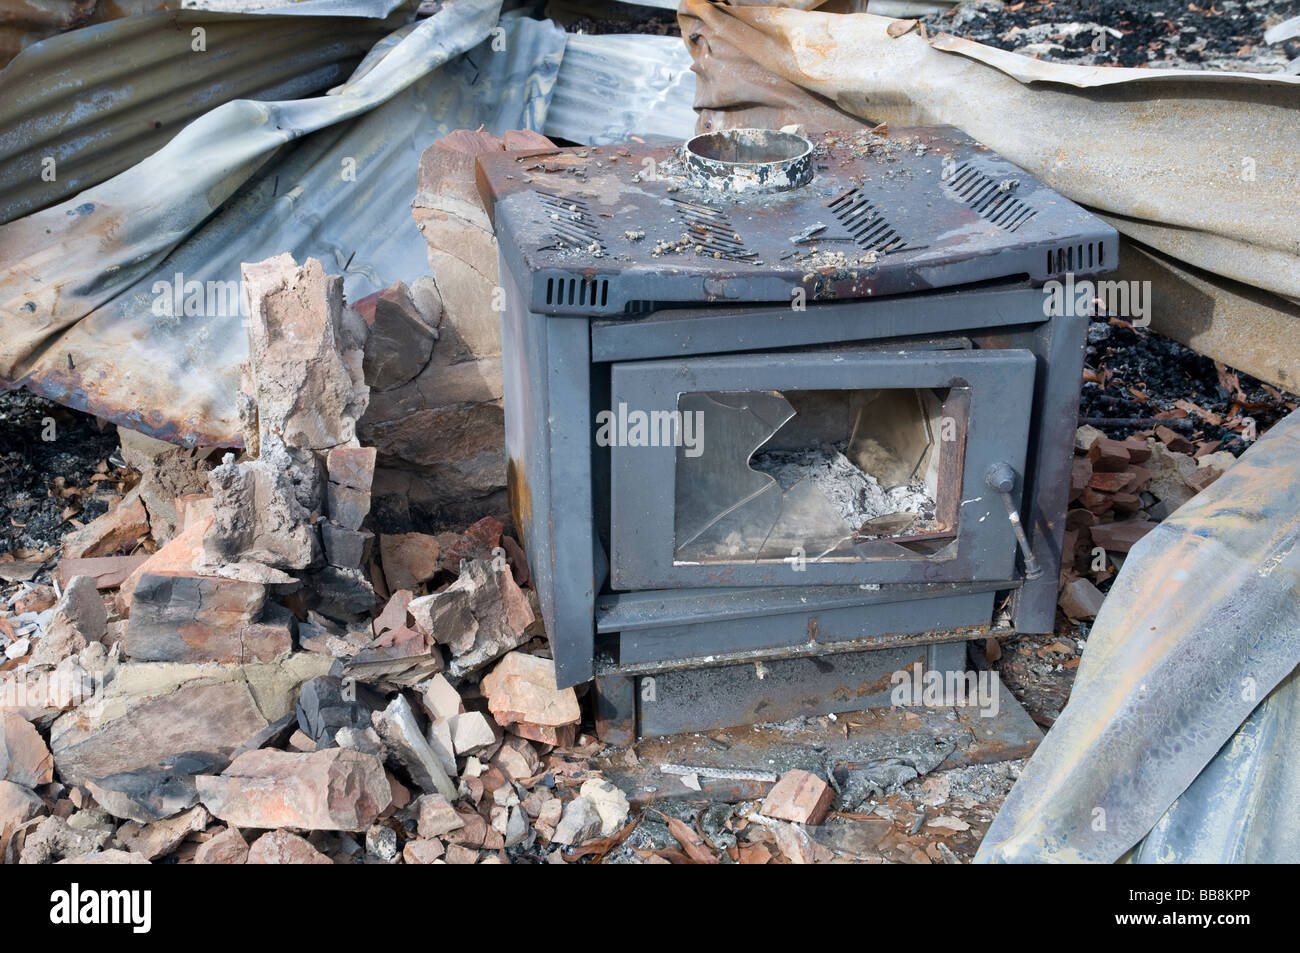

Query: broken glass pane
(673, 388), (960, 564)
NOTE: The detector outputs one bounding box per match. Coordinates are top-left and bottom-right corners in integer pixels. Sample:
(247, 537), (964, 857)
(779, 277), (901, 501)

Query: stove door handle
(985, 462), (1043, 580)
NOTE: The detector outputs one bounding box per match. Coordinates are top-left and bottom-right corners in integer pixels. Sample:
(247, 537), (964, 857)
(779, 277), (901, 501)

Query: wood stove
(477, 126), (1117, 742)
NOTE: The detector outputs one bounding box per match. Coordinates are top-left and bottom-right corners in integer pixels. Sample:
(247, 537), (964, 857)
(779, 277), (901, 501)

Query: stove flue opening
(683, 128), (814, 194)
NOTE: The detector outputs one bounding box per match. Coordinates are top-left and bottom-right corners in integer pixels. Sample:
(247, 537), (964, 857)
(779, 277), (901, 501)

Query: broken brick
(1090, 519), (1158, 553)
(0, 710), (54, 788)
(247, 829), (333, 864)
(439, 517), (504, 572)
(1155, 425), (1194, 454)
(124, 573), (268, 664)
(408, 559), (533, 675)
(481, 651), (580, 730)
(1059, 576), (1106, 621)
(379, 533), (441, 592)
(761, 769), (834, 825)
(60, 487), (149, 560)
(197, 748), (391, 832)
(194, 826), (249, 865)
(416, 793), (465, 839)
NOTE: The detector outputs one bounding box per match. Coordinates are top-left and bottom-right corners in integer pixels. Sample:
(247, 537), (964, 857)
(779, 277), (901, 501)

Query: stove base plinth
(595, 640), (972, 743)
(593, 669), (1041, 808)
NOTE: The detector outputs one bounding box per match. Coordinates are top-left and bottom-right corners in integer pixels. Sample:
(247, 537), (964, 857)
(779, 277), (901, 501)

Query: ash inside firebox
(751, 442), (937, 538)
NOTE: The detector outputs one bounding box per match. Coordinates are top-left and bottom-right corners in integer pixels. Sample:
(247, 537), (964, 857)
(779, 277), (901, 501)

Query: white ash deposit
(751, 443), (936, 536)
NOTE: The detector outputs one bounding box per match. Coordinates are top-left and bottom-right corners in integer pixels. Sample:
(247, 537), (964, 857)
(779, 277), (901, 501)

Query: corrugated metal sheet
(0, 0), (176, 69)
(0, 9), (404, 224)
(975, 408), (1300, 863)
(544, 32), (695, 144)
(0, 2), (570, 445)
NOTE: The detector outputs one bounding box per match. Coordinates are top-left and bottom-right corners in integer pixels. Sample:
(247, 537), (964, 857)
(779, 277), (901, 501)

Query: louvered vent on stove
(827, 189), (909, 253)
(943, 163), (1038, 231)
(536, 191), (604, 252)
(1046, 240), (1106, 276)
(667, 198), (758, 263)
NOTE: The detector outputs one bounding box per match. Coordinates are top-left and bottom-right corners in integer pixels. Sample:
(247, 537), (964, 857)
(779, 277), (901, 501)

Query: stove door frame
(609, 347), (1036, 589)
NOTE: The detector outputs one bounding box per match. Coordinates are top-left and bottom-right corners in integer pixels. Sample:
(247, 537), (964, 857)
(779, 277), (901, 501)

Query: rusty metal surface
(976, 407), (1300, 863)
(679, 1), (1300, 302)
(0, 9), (401, 224)
(0, 0), (175, 69)
(476, 125), (1116, 316)
(0, 2), (572, 446)
(595, 677), (1041, 806)
(597, 623), (993, 678)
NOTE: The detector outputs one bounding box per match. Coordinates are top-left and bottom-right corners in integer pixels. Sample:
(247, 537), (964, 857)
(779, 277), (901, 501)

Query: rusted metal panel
(594, 665), (1042, 805)
(477, 127), (1117, 316)
(0, 3), (573, 446)
(0, 9), (400, 224)
(0, 0), (174, 69)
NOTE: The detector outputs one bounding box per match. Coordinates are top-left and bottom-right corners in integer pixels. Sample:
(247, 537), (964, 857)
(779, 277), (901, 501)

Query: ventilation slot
(1045, 241), (1105, 276)
(667, 199), (758, 263)
(827, 189), (908, 253)
(536, 191), (604, 253)
(944, 163), (1038, 231)
(544, 275), (611, 309)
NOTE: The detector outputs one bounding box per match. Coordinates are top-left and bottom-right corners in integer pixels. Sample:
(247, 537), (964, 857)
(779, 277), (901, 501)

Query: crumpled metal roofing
(0, 8), (404, 224)
(0, 0), (175, 68)
(975, 408), (1300, 863)
(544, 32), (696, 144)
(0, 0), (570, 445)
(679, 0), (1300, 302)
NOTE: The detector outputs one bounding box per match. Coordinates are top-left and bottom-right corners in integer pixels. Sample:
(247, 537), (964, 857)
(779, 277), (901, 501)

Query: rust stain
(507, 456), (533, 543)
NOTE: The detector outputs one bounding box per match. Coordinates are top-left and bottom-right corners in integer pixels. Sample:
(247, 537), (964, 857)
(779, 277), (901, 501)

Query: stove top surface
(477, 126), (1118, 317)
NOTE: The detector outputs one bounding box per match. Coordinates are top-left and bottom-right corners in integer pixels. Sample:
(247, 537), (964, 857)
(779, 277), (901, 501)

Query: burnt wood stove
(477, 127), (1117, 742)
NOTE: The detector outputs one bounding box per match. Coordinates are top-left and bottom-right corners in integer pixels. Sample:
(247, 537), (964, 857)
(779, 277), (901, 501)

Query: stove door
(608, 347), (1037, 589)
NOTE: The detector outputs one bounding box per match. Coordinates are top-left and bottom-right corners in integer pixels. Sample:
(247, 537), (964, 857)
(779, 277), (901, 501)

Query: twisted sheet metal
(543, 32), (696, 144)
(1, 0), (538, 444)
(679, 1), (1300, 301)
(1130, 666), (1300, 864)
(0, 0), (571, 444)
(0, 9), (405, 224)
(975, 408), (1300, 863)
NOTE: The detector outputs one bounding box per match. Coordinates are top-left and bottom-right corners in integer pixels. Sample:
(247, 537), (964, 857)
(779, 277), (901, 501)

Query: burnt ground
(1080, 318), (1296, 446)
(561, 3), (681, 37)
(0, 389), (127, 555)
(921, 0), (1300, 71)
